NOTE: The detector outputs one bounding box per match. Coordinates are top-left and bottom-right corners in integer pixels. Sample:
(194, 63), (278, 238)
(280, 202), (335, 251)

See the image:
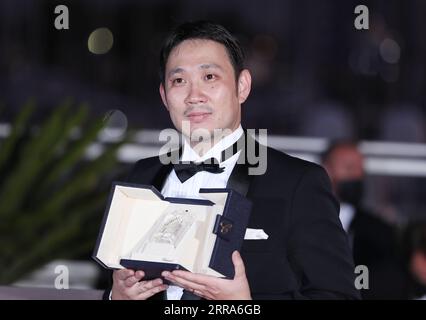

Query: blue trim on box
(208, 188), (252, 279)
(199, 188), (231, 194)
(92, 181), (120, 265)
(120, 259), (189, 282)
(165, 197), (214, 206)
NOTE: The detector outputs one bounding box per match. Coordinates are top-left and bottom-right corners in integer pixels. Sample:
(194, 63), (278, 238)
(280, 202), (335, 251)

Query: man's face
(159, 39), (251, 140)
(325, 146), (365, 185)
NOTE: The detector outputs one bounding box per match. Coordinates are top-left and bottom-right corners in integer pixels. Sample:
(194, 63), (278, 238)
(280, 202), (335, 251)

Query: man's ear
(237, 69), (252, 104)
(159, 83), (169, 110)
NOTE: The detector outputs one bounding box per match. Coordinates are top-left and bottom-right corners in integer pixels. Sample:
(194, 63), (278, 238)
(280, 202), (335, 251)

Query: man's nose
(185, 82), (207, 105)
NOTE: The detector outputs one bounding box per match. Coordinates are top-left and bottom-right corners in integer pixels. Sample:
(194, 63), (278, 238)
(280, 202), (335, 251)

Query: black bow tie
(173, 158), (225, 183)
(173, 132), (246, 183)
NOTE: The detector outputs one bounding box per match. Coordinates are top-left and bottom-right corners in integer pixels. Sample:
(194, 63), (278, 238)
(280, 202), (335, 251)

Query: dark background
(1, 0), (425, 142)
(1, 0), (426, 290)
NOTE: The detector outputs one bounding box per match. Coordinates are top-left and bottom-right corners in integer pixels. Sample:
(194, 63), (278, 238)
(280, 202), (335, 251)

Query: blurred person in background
(322, 141), (406, 299)
(400, 221), (426, 299)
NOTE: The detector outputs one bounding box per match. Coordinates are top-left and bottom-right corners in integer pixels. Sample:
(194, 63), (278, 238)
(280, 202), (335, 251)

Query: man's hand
(111, 269), (168, 300)
(162, 251), (251, 300)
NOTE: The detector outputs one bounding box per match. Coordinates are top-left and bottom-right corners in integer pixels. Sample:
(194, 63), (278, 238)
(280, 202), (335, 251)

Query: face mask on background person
(336, 179), (364, 207)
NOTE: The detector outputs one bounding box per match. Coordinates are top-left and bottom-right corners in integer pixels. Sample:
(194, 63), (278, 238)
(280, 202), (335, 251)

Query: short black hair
(159, 20), (245, 84)
(321, 140), (360, 164)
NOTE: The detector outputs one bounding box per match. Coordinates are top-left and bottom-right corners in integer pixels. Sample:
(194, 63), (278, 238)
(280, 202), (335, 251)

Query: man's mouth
(186, 111), (212, 123)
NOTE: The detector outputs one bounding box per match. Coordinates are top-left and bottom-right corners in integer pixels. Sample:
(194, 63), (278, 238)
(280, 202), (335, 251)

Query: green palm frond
(0, 100), (131, 284)
(0, 100), (35, 170)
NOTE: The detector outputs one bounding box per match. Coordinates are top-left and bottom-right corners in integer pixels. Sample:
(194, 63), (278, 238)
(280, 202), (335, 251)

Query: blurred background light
(100, 109), (128, 142)
(379, 38), (401, 64)
(87, 28), (114, 55)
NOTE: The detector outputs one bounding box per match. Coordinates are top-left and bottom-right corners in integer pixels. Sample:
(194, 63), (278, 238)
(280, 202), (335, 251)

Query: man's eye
(205, 74), (216, 81)
(172, 78), (185, 85)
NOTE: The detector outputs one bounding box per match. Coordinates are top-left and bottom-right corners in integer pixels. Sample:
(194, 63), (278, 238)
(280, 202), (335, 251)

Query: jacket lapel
(151, 147), (182, 191)
(226, 130), (256, 197)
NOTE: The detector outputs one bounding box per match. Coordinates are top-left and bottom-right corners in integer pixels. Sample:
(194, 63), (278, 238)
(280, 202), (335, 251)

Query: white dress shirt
(339, 203), (356, 233)
(161, 125), (243, 300)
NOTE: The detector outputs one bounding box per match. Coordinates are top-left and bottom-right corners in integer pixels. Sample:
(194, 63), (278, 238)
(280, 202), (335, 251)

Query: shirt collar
(181, 125), (244, 163)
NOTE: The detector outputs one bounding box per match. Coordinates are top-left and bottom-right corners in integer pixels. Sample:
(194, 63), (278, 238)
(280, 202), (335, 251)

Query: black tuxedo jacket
(112, 135), (360, 300)
(349, 208), (405, 299)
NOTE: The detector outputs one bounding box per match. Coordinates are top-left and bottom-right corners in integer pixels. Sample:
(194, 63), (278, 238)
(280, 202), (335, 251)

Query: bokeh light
(88, 28), (114, 54)
(101, 109), (128, 141)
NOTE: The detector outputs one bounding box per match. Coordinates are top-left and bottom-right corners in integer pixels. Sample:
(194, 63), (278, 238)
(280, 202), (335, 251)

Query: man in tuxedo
(322, 141), (403, 299)
(108, 21), (359, 300)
